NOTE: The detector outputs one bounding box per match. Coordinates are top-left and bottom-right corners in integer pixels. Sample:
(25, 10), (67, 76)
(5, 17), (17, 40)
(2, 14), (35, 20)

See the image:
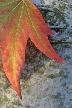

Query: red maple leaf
(0, 0), (64, 99)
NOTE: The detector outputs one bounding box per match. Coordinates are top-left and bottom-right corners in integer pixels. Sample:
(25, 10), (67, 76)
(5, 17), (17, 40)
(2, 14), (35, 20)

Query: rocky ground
(0, 0), (72, 108)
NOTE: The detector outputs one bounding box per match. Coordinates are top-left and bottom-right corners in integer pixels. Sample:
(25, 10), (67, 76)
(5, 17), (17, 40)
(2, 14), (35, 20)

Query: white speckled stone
(0, 0), (72, 108)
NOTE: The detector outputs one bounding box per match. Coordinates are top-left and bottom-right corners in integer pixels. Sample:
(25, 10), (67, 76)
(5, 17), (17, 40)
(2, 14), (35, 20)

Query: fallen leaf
(0, 0), (64, 99)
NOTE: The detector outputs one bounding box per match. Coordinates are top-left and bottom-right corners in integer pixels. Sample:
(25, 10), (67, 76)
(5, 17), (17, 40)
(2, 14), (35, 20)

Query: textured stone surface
(0, 0), (72, 108)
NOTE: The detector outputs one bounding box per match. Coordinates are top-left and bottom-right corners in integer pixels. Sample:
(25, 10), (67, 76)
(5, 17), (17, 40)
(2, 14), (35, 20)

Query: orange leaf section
(23, 0), (64, 63)
(0, 0), (64, 99)
(0, 1), (29, 99)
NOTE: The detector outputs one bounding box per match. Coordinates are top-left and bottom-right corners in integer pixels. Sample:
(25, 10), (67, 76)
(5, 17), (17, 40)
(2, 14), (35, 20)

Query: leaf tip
(59, 59), (65, 64)
(55, 56), (65, 63)
(18, 92), (22, 100)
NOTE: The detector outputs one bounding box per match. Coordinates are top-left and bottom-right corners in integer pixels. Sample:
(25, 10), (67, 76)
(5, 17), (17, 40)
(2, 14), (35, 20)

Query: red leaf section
(0, 0), (64, 99)
(24, 0), (64, 63)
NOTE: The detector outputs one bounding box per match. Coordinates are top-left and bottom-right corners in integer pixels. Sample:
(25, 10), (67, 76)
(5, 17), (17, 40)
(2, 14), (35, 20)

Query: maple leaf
(0, 0), (64, 99)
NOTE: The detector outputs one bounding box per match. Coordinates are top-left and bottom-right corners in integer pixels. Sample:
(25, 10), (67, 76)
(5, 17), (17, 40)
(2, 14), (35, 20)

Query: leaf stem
(8, 1), (22, 16)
